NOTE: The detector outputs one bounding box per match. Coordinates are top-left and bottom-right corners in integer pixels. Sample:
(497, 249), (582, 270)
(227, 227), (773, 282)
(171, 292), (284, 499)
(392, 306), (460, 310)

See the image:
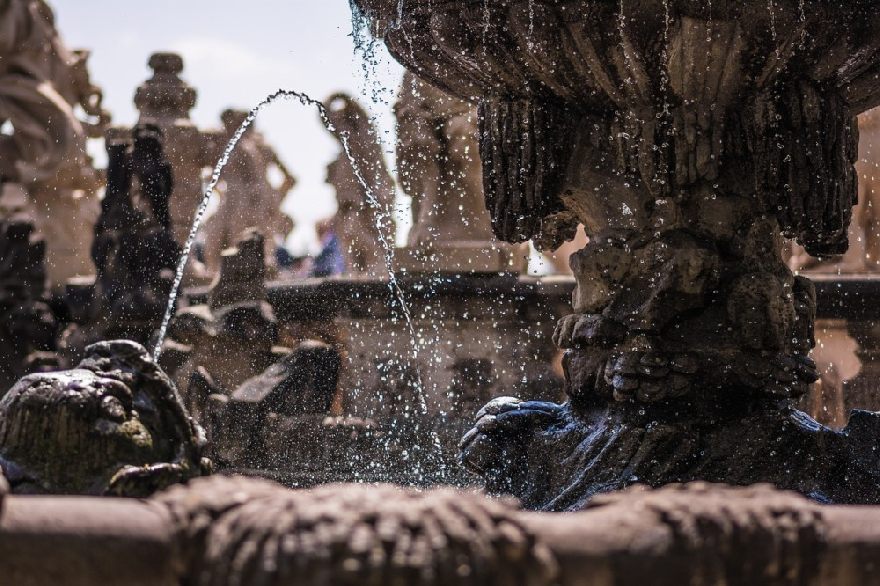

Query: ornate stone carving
(353, 0), (880, 506)
(0, 340), (209, 497)
(581, 483), (827, 583)
(123, 52), (215, 247)
(155, 475), (557, 586)
(202, 109), (296, 275)
(0, 1), (109, 287)
(396, 72), (524, 272)
(324, 93), (396, 276)
(0, 217), (58, 392)
(84, 125), (180, 346)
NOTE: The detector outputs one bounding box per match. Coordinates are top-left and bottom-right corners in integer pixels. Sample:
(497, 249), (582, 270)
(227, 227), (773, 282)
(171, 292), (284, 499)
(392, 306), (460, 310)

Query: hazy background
(53, 0), (405, 253)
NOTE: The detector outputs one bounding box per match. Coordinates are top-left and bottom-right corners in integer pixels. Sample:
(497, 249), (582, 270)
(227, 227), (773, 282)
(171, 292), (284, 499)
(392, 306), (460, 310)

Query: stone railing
(1, 478), (879, 585)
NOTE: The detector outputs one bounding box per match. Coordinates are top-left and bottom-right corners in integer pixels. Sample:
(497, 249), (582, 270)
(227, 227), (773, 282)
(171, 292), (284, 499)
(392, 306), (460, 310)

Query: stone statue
(0, 340), (209, 497)
(79, 125), (180, 347)
(0, 1), (109, 288)
(395, 72), (524, 272)
(202, 109), (296, 275)
(155, 475), (557, 586)
(0, 216), (58, 392)
(323, 93), (396, 277)
(122, 53), (216, 249)
(356, 0), (880, 508)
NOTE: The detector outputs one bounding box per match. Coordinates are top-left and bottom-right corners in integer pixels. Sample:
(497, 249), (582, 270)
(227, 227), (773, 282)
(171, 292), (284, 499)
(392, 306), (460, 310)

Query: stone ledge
(2, 480), (880, 585)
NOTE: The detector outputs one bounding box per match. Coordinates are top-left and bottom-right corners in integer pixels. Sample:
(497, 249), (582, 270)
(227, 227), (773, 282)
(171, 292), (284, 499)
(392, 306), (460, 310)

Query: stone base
(461, 397), (880, 511)
(395, 242), (525, 273)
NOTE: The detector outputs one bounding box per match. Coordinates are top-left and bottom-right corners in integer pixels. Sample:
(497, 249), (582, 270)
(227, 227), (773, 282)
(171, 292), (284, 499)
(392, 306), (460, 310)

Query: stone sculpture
(75, 125), (180, 349)
(324, 93), (396, 276)
(161, 229), (280, 402)
(0, 340), (208, 497)
(121, 53), (215, 250)
(155, 475), (557, 586)
(0, 1), (109, 287)
(0, 217), (58, 392)
(354, 0), (880, 508)
(202, 109), (296, 275)
(396, 72), (523, 272)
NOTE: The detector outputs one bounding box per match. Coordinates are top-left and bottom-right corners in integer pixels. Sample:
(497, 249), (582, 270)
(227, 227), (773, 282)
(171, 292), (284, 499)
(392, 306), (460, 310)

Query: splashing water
(150, 87), (445, 480)
(154, 91), (410, 374)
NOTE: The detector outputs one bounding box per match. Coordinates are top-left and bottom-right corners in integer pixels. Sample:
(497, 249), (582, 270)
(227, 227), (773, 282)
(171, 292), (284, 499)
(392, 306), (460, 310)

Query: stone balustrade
(2, 479), (880, 585)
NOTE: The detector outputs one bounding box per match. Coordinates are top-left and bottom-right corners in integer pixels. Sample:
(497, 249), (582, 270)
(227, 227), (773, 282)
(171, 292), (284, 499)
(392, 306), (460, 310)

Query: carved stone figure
(355, 0), (880, 507)
(160, 229), (278, 401)
(202, 109), (296, 275)
(0, 216), (58, 392)
(323, 93), (396, 276)
(0, 1), (109, 287)
(72, 125), (181, 349)
(0, 340), (209, 497)
(121, 53), (215, 249)
(0, 0), (83, 184)
(396, 72), (524, 272)
(155, 475), (557, 586)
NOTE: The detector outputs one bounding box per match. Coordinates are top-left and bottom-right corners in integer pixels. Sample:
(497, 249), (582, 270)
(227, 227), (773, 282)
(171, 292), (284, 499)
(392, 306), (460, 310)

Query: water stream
(150, 87), (445, 480)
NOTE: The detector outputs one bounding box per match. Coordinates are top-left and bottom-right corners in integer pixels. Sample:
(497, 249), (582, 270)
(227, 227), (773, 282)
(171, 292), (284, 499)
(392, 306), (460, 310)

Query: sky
(52, 0), (405, 253)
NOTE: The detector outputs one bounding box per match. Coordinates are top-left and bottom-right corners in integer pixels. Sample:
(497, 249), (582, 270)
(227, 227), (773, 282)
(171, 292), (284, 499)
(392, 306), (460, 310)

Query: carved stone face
(0, 340), (208, 497)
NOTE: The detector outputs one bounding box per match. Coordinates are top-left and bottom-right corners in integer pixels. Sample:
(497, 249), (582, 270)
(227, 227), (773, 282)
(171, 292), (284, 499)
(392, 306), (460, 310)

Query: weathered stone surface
(324, 93), (396, 276)
(0, 217), (58, 392)
(72, 125), (181, 349)
(0, 340), (209, 497)
(208, 228), (266, 309)
(211, 340), (342, 467)
(564, 482), (828, 585)
(395, 72), (524, 272)
(462, 398), (880, 510)
(202, 109), (295, 275)
(155, 475), (557, 586)
(125, 52), (216, 248)
(353, 0), (880, 507)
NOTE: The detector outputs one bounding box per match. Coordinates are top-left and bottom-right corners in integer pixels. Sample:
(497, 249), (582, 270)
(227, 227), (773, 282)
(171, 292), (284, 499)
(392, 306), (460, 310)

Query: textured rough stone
(202, 110), (295, 275)
(155, 475), (558, 586)
(462, 399), (880, 511)
(0, 217), (58, 392)
(353, 0), (880, 507)
(324, 93), (396, 276)
(125, 52), (216, 248)
(0, 340), (209, 497)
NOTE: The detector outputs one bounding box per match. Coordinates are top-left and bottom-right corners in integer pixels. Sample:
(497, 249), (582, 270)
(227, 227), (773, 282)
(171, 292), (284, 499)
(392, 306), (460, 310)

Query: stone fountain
(352, 0), (880, 508)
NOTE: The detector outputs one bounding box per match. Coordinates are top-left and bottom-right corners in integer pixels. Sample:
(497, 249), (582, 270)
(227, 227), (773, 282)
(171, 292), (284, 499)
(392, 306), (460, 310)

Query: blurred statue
(68, 126), (181, 351)
(0, 0), (110, 287)
(115, 53), (216, 251)
(395, 72), (525, 272)
(202, 109), (296, 275)
(323, 93), (396, 276)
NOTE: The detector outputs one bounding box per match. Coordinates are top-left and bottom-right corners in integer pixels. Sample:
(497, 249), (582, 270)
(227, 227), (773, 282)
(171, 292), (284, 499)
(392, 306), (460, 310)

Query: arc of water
(152, 90), (427, 422)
